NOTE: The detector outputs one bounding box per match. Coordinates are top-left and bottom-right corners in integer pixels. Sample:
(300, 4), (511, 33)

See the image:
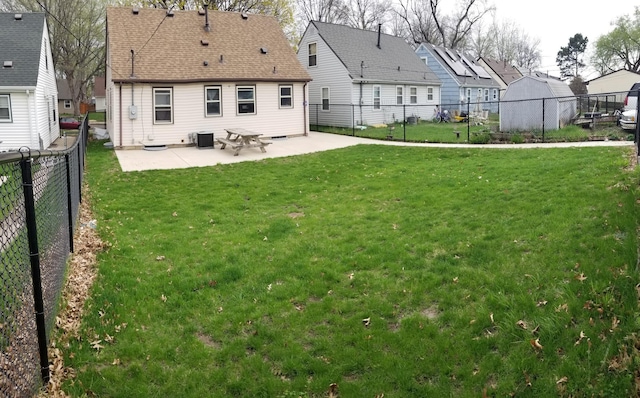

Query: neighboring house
(297, 21), (441, 127)
(0, 12), (59, 151)
(415, 43), (500, 114)
(477, 58), (522, 97)
(586, 69), (640, 104)
(57, 78), (73, 113)
(500, 75), (577, 132)
(93, 76), (106, 112)
(105, 7), (311, 149)
(514, 66), (561, 81)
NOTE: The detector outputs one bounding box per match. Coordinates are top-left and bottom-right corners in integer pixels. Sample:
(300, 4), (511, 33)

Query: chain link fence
(309, 89), (635, 144)
(0, 116), (88, 397)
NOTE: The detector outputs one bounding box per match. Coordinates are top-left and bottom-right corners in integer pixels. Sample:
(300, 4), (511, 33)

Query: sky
(489, 0), (637, 79)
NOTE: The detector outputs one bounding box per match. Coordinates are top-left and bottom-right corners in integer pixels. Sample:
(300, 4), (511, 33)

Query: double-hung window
(279, 85), (293, 108)
(493, 89), (498, 101)
(153, 88), (173, 123)
(237, 86), (255, 114)
(396, 86), (403, 105)
(205, 86), (222, 116)
(373, 85), (381, 110)
(0, 94), (11, 122)
(409, 87), (417, 104)
(427, 87), (434, 101)
(64, 100), (71, 109)
(321, 87), (330, 111)
(484, 89), (489, 102)
(308, 42), (317, 67)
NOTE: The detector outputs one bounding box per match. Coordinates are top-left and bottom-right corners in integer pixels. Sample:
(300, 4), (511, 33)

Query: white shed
(500, 76), (577, 132)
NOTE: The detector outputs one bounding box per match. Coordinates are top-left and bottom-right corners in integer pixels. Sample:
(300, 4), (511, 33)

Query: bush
(510, 134), (524, 144)
(470, 132), (491, 144)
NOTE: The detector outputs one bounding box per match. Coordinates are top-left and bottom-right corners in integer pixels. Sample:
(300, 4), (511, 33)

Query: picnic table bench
(217, 128), (271, 156)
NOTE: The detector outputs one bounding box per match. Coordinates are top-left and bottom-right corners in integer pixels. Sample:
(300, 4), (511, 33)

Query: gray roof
(57, 78), (72, 100)
(423, 43), (499, 89)
(311, 21), (440, 85)
(0, 12), (45, 87)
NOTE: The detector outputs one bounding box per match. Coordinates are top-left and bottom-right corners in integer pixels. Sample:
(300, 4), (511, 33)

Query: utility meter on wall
(129, 105), (137, 120)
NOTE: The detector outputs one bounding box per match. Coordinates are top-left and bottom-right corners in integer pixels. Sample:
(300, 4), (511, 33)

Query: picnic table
(217, 128), (272, 156)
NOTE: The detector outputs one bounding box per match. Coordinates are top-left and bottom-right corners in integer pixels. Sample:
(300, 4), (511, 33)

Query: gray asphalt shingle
(312, 21), (440, 85)
(0, 13), (45, 87)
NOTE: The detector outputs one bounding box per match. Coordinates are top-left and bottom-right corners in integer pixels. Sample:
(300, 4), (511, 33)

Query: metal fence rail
(309, 89), (637, 144)
(0, 116), (88, 397)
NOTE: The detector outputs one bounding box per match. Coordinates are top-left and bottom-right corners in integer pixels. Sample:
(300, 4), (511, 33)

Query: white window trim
(205, 86), (222, 117)
(396, 86), (404, 105)
(493, 89), (498, 100)
(477, 88), (482, 102)
(372, 85), (381, 110)
(409, 86), (418, 105)
(279, 84), (293, 109)
(308, 42), (317, 67)
(466, 88), (471, 103)
(0, 94), (12, 122)
(153, 87), (173, 124)
(420, 57), (428, 65)
(484, 89), (489, 102)
(321, 87), (330, 111)
(64, 99), (72, 109)
(427, 87), (434, 102)
(236, 85), (256, 115)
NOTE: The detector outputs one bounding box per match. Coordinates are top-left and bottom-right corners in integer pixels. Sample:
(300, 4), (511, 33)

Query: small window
(484, 89), (489, 102)
(0, 94), (12, 122)
(64, 99), (72, 109)
(466, 88), (471, 103)
(205, 86), (221, 116)
(396, 86), (403, 105)
(279, 85), (293, 108)
(321, 87), (329, 111)
(237, 86), (255, 114)
(409, 87), (417, 104)
(153, 88), (173, 123)
(493, 89), (498, 100)
(373, 85), (381, 110)
(420, 57), (427, 65)
(427, 87), (433, 101)
(477, 88), (482, 102)
(308, 42), (317, 67)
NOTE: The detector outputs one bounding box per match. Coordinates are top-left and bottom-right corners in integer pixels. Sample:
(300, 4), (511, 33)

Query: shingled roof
(106, 7), (310, 83)
(0, 13), (46, 87)
(310, 21), (440, 85)
(479, 58), (521, 86)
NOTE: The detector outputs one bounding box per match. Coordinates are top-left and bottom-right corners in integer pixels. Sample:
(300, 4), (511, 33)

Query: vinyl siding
(587, 70), (640, 103)
(34, 20), (58, 149)
(0, 92), (32, 150)
(112, 81), (307, 147)
(298, 25), (353, 127)
(353, 83), (440, 125)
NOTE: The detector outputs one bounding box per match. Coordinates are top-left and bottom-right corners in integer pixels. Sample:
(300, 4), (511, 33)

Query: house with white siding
(105, 7), (311, 149)
(586, 69), (640, 104)
(416, 43), (500, 115)
(297, 21), (441, 128)
(0, 12), (59, 151)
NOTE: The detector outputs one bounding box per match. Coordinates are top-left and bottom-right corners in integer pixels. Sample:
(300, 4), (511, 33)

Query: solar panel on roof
(460, 54), (492, 79)
(434, 47), (471, 77)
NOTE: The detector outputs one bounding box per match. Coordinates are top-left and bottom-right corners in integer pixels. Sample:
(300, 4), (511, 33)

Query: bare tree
(395, 0), (440, 45)
(342, 0), (391, 30)
(1, 0), (106, 116)
(430, 0), (494, 49)
(296, 0), (347, 25)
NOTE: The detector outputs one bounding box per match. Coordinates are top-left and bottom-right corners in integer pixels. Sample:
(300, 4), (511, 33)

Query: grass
(88, 111), (106, 123)
(313, 118), (632, 144)
(64, 141), (640, 397)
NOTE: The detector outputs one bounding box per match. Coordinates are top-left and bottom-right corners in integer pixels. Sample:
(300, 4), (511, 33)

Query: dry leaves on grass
(38, 189), (104, 398)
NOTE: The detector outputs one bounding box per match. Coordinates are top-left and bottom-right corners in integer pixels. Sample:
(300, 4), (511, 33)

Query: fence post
(467, 101), (470, 142)
(65, 153), (74, 253)
(20, 154), (50, 385)
(542, 99), (546, 143)
(635, 90), (640, 156)
(403, 105), (406, 142)
(352, 105), (355, 136)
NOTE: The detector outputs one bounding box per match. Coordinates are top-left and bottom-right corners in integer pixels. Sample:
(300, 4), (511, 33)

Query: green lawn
(314, 119), (632, 144)
(65, 142), (640, 397)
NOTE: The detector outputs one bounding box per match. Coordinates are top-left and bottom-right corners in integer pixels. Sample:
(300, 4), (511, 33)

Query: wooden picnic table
(217, 128), (271, 156)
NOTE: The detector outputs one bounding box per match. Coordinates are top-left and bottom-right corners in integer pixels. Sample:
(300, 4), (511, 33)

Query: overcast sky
(490, 0), (637, 79)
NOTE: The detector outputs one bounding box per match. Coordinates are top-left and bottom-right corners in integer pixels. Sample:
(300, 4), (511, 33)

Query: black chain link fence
(309, 89), (635, 144)
(0, 115), (88, 397)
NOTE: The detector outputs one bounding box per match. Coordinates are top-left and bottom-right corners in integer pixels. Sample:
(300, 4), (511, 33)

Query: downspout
(118, 82), (123, 148)
(303, 82), (308, 136)
(359, 61), (364, 126)
(26, 89), (34, 148)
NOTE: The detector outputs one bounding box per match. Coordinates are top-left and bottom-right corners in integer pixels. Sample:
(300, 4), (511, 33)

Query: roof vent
(3, 61), (13, 68)
(166, 9), (174, 17)
(203, 60), (209, 66)
(219, 54), (224, 63)
(260, 47), (268, 54)
(198, 8), (205, 15)
(241, 13), (248, 19)
(14, 13), (22, 20)
(132, 7), (139, 15)
(201, 40), (209, 46)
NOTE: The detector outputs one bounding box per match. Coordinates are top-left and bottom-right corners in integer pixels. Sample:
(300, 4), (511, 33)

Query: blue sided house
(416, 43), (500, 116)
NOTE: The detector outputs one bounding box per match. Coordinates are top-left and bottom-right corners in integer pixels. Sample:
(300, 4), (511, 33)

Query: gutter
(118, 82), (123, 148)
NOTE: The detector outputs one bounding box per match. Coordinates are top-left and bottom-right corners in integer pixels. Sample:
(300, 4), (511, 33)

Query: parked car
(620, 109), (636, 131)
(59, 117), (81, 129)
